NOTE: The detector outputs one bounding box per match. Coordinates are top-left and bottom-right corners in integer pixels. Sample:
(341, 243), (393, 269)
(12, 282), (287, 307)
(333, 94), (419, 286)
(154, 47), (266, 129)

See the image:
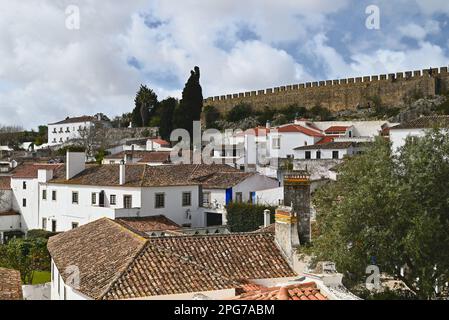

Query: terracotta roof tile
(231, 282), (327, 300)
(324, 126), (351, 133)
(294, 141), (365, 150)
(0, 268), (22, 300)
(149, 138), (170, 146)
(49, 116), (96, 125)
(0, 176), (11, 189)
(105, 151), (171, 163)
(392, 116), (449, 129)
(48, 218), (296, 300)
(0, 210), (20, 217)
(116, 216), (180, 233)
(50, 163), (248, 189)
(12, 163), (64, 179)
(276, 124), (324, 137)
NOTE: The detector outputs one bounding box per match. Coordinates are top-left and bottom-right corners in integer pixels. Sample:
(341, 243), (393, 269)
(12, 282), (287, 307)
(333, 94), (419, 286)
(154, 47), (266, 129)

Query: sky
(0, 0), (448, 129)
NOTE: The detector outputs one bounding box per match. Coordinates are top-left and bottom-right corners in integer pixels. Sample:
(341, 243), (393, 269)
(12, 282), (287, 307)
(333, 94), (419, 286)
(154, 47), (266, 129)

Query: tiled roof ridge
(97, 220), (149, 300)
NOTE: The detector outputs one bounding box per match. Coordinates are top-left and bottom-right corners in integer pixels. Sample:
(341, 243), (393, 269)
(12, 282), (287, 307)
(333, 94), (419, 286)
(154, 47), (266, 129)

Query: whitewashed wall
(48, 121), (93, 146)
(11, 178), (40, 231)
(39, 184), (142, 232)
(390, 128), (426, 153)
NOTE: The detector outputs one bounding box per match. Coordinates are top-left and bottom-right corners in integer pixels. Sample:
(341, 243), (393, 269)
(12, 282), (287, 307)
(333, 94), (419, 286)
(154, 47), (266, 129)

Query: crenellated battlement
(204, 66), (449, 113)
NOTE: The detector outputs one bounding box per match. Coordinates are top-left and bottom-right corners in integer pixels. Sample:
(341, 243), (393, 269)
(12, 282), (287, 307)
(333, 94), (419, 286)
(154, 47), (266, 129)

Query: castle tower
(283, 171), (311, 244)
(274, 206), (300, 264)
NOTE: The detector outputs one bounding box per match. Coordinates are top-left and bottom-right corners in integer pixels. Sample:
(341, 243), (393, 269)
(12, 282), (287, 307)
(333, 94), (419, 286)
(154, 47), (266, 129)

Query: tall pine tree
(173, 66), (203, 137)
(132, 85), (158, 127)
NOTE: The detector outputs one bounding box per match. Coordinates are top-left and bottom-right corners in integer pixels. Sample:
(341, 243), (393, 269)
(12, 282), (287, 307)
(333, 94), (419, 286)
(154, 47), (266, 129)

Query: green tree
(0, 237), (50, 284)
(310, 131), (449, 299)
(158, 97), (178, 140)
(173, 66), (203, 137)
(132, 85), (158, 127)
(203, 105), (221, 129)
(226, 103), (253, 122)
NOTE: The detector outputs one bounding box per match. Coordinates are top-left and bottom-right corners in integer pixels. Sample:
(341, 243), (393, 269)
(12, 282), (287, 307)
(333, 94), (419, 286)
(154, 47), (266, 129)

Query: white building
(389, 116), (449, 153)
(102, 150), (172, 166)
(106, 138), (171, 155)
(47, 114), (110, 146)
(294, 141), (366, 160)
(7, 153), (279, 233)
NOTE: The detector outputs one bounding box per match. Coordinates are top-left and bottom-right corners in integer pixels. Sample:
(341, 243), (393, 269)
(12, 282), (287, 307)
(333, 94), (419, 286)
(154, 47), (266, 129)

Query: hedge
(226, 203), (276, 233)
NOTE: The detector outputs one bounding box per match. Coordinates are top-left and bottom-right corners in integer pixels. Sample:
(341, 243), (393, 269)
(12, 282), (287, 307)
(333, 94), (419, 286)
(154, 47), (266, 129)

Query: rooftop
(49, 163), (252, 189)
(391, 115), (449, 130)
(104, 151), (172, 163)
(325, 126), (351, 133)
(48, 116), (97, 125)
(0, 268), (22, 300)
(116, 215), (180, 234)
(11, 163), (64, 179)
(0, 176), (11, 190)
(276, 124), (324, 137)
(294, 141), (364, 150)
(231, 282), (327, 300)
(48, 218), (296, 300)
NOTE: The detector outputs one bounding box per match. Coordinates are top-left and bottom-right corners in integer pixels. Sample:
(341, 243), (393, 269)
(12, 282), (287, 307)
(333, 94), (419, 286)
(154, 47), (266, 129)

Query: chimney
(66, 151), (85, 180)
(263, 209), (271, 227)
(146, 139), (153, 151)
(266, 120), (271, 129)
(282, 171), (311, 244)
(38, 169), (53, 183)
(119, 161), (126, 185)
(274, 206), (300, 263)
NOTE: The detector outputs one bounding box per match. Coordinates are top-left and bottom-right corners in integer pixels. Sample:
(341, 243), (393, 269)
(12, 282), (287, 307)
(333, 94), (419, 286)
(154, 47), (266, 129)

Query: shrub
(226, 203), (276, 232)
(226, 103), (253, 122)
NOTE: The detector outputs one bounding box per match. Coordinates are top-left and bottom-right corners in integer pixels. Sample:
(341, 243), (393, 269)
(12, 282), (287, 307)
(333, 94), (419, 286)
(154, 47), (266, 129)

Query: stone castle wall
(204, 66), (449, 114)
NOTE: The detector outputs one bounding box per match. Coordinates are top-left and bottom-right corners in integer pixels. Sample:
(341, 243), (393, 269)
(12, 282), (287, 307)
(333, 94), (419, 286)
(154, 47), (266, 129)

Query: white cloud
(0, 0), (448, 129)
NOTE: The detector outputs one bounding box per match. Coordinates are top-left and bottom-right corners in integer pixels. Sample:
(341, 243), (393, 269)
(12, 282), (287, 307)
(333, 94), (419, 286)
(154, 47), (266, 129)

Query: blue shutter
(225, 188), (233, 205)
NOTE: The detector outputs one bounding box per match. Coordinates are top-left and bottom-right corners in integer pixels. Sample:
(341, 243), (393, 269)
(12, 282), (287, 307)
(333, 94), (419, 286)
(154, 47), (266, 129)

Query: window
(52, 190), (57, 201)
(124, 195), (133, 209)
(305, 151), (311, 159)
(202, 192), (211, 207)
(42, 218), (47, 230)
(235, 192), (243, 203)
(316, 151), (321, 159)
(349, 131), (352, 138)
(182, 192), (191, 207)
(72, 192), (79, 204)
(110, 194), (116, 205)
(332, 151), (339, 159)
(52, 220), (57, 232)
(42, 189), (47, 200)
(155, 193), (165, 208)
(272, 137), (281, 149)
(71, 222), (79, 229)
(23, 181), (27, 190)
(91, 193), (96, 205)
(22, 198), (26, 207)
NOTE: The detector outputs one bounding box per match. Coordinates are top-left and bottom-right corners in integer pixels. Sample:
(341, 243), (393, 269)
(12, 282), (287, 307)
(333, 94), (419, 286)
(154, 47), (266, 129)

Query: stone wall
(205, 66), (449, 114)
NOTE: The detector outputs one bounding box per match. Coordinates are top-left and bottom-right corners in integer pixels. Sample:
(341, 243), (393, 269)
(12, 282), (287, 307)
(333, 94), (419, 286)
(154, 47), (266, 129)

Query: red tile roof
(0, 176), (11, 190)
(0, 268), (22, 300)
(12, 163), (64, 179)
(149, 138), (170, 147)
(48, 218), (296, 300)
(116, 215), (180, 233)
(231, 282), (327, 300)
(237, 127), (271, 137)
(276, 124), (324, 137)
(316, 136), (337, 145)
(324, 126), (350, 133)
(48, 116), (96, 125)
(0, 210), (19, 217)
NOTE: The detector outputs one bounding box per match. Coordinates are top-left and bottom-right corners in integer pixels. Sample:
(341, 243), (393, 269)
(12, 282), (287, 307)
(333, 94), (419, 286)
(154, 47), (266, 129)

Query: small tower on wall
(282, 171), (311, 244)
